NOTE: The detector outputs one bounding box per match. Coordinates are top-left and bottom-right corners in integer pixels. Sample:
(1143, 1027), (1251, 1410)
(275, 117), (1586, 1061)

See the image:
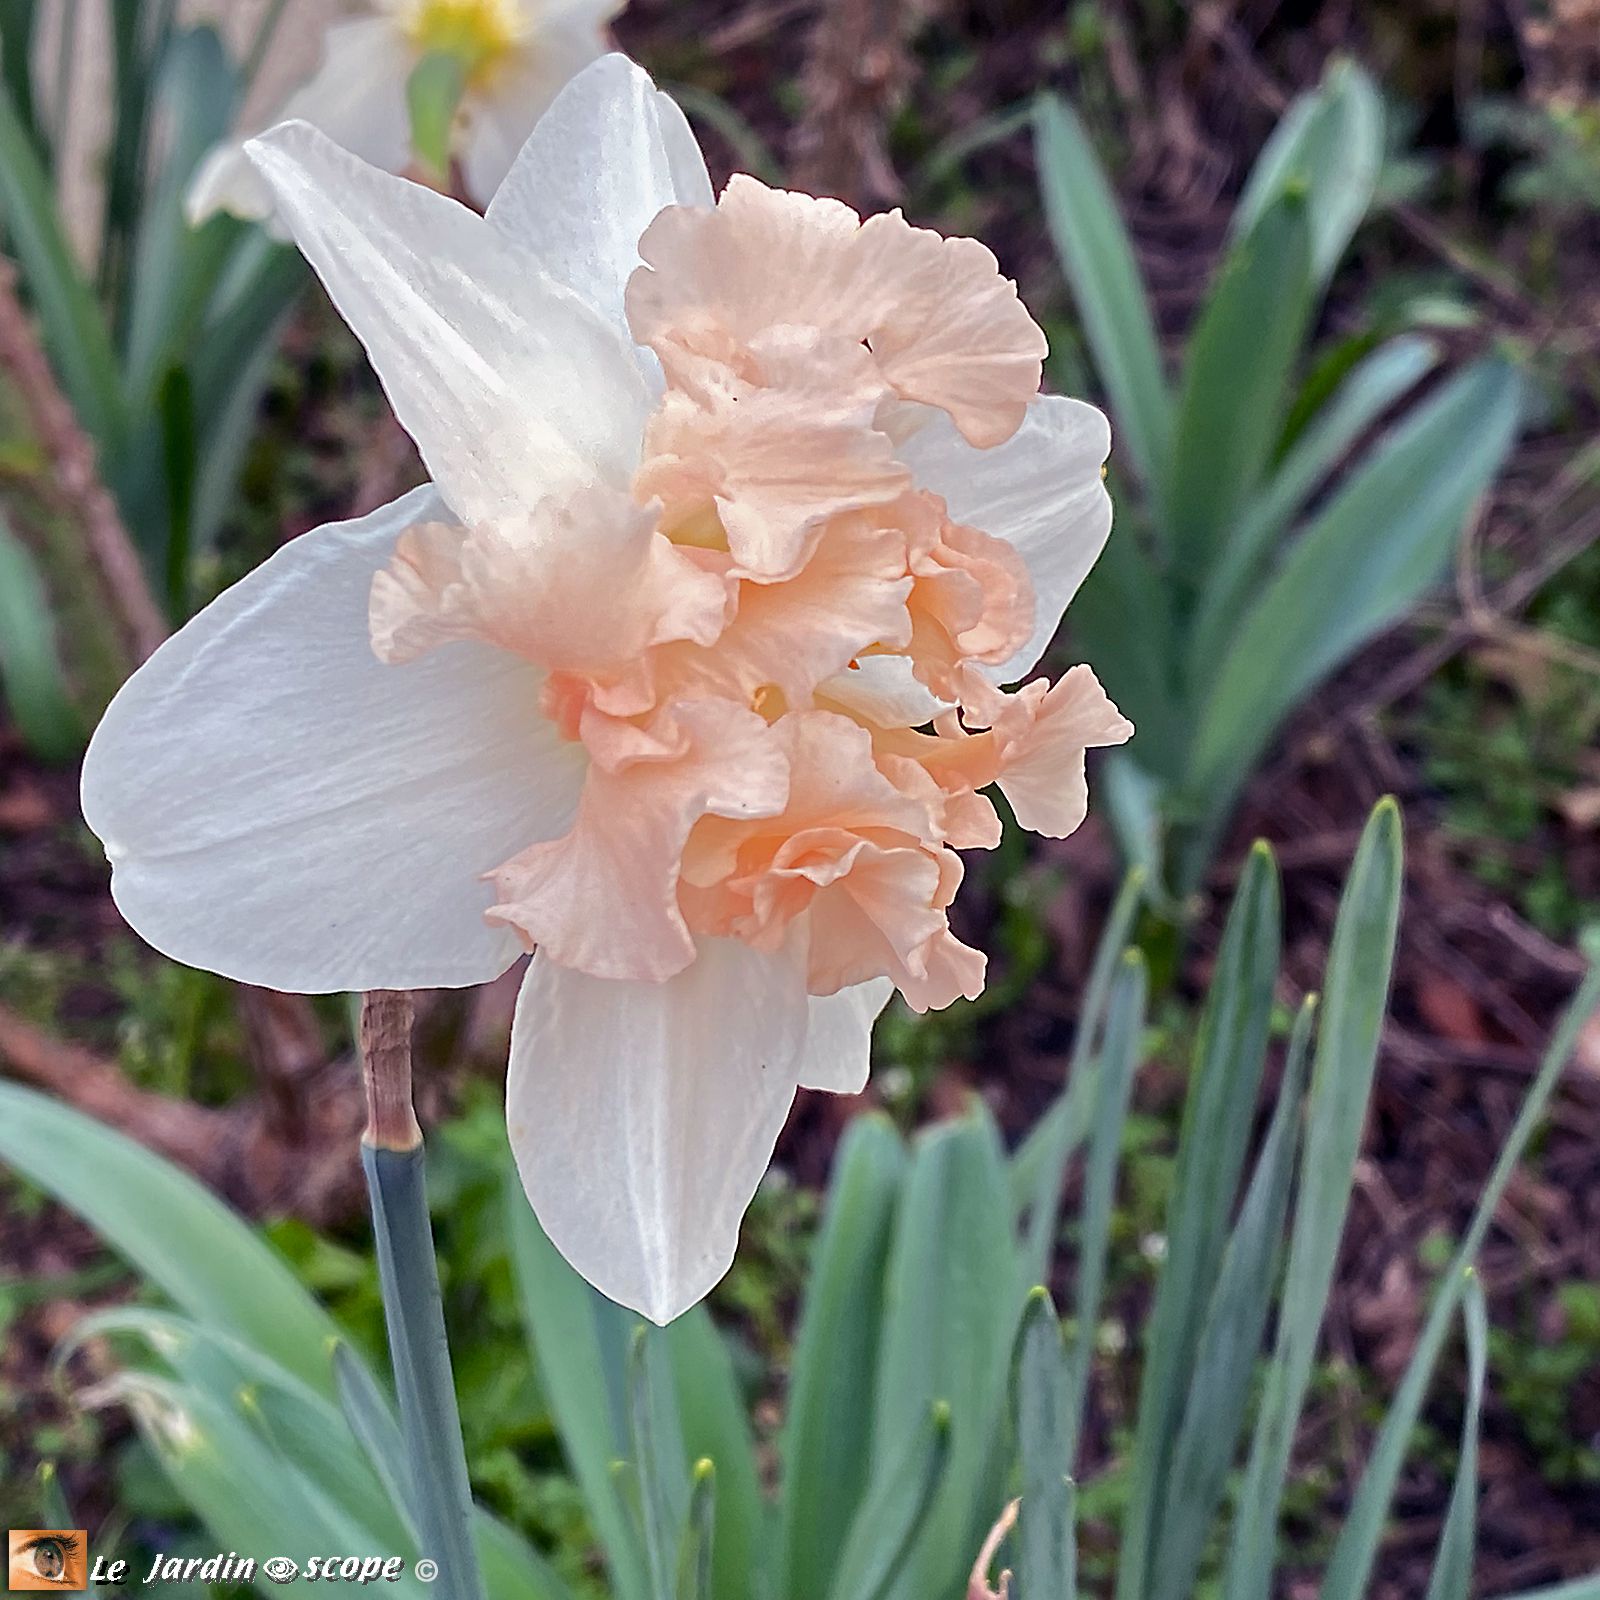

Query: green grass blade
(1066, 517), (1184, 788)
(1148, 994), (1317, 1600)
(0, 82), (126, 457)
(779, 1113), (906, 1600)
(123, 25), (240, 404)
(629, 1327), (690, 1600)
(1318, 958), (1600, 1600)
(1034, 93), (1172, 489)
(825, 1402), (952, 1600)
(1013, 868), (1145, 1275)
(1421, 1273), (1488, 1600)
(362, 1142), (485, 1600)
(1232, 59), (1384, 290)
(1165, 193), (1315, 575)
(870, 1105), (1017, 1600)
(1495, 1580), (1600, 1600)
(1186, 332), (1441, 681)
(1116, 842), (1282, 1600)
(675, 1460), (716, 1600)
(1185, 360), (1522, 859)
(0, 509), (84, 760)
(332, 1338), (421, 1538)
(665, 1311), (764, 1600)
(1064, 950), (1147, 1467)
(1222, 798), (1404, 1600)
(1012, 1288), (1076, 1600)
(0, 1082), (343, 1394)
(503, 1177), (651, 1600)
(0, 0), (40, 154)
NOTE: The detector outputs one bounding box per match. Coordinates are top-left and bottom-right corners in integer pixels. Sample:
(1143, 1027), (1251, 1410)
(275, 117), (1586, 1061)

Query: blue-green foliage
(1, 803), (1596, 1600)
(1035, 62), (1527, 899)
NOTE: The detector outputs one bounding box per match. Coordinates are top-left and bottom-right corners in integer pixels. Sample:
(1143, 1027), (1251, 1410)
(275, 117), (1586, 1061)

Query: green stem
(359, 992), (484, 1600)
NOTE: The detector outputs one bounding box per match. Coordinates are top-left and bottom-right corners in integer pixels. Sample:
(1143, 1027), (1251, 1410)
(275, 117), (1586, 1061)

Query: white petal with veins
(245, 121), (652, 524)
(507, 936), (809, 1323)
(899, 395), (1113, 682)
(81, 488), (587, 994)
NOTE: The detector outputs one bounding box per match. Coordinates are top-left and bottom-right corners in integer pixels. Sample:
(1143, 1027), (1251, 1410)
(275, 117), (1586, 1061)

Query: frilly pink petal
(635, 332), (910, 581)
(627, 175), (1046, 448)
(368, 486), (731, 685)
(487, 699), (790, 982)
(992, 665), (1134, 838)
(679, 711), (984, 1009)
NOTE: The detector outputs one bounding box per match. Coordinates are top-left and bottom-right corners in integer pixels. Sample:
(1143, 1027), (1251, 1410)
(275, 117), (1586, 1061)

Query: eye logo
(7, 1531), (88, 1591)
(261, 1557), (299, 1584)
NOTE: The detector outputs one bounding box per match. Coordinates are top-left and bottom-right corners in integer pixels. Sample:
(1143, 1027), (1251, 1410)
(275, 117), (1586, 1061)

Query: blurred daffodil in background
(187, 0), (623, 222)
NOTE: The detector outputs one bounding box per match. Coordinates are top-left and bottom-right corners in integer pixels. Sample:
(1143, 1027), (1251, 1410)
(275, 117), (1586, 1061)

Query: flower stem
(359, 991), (484, 1600)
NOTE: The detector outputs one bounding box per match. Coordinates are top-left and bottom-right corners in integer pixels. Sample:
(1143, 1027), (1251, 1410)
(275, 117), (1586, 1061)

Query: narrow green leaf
(1066, 515), (1183, 787)
(1064, 950), (1146, 1467)
(1186, 359), (1522, 860)
(362, 1142), (485, 1600)
(0, 1082), (342, 1394)
(332, 1338), (421, 1539)
(0, 510), (83, 760)
(1422, 1274), (1488, 1600)
(407, 50), (467, 183)
(825, 1402), (952, 1600)
(123, 25), (241, 405)
(503, 1178), (651, 1600)
(1222, 798), (1404, 1600)
(1116, 843), (1281, 1600)
(675, 1460), (716, 1600)
(1232, 58), (1384, 290)
(1013, 867), (1145, 1275)
(1495, 1579), (1600, 1600)
(1165, 193), (1316, 573)
(1011, 1288), (1076, 1600)
(870, 1106), (1017, 1600)
(1034, 94), (1171, 488)
(1148, 994), (1317, 1600)
(1318, 958), (1600, 1600)
(630, 1327), (690, 1600)
(0, 82), (126, 455)
(0, 0), (40, 153)
(666, 1311), (765, 1600)
(779, 1113), (906, 1600)
(158, 363), (196, 618)
(1186, 333), (1441, 681)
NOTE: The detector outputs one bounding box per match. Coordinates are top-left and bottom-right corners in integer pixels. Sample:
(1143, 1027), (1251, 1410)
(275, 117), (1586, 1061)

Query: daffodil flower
(188, 0), (621, 223)
(85, 55), (1131, 1323)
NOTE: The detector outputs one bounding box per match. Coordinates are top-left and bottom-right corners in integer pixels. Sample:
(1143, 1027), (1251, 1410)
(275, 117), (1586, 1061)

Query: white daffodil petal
(508, 937), (810, 1323)
(818, 655), (953, 730)
(485, 54), (713, 340)
(796, 979), (894, 1094)
(187, 20), (413, 226)
(81, 488), (587, 994)
(899, 395), (1113, 682)
(244, 122), (651, 523)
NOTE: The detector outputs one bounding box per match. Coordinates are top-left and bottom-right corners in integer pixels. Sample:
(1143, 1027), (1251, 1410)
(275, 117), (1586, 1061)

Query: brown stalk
(360, 990), (422, 1151)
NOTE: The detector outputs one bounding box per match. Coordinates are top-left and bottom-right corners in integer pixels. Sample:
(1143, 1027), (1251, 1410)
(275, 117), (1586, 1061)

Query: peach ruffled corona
(82, 55), (1128, 1324)
(369, 171), (1130, 1016)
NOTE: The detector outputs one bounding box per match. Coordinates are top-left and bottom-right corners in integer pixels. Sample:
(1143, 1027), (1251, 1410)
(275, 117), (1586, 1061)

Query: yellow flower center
(660, 499), (730, 552)
(394, 0), (528, 84)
